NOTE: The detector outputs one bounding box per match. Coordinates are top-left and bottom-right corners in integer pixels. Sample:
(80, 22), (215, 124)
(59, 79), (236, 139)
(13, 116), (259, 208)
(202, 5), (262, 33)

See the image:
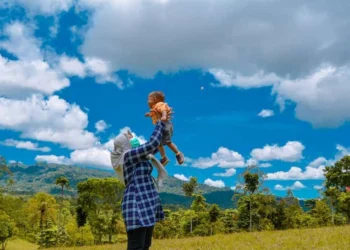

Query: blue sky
(1, 0), (350, 199)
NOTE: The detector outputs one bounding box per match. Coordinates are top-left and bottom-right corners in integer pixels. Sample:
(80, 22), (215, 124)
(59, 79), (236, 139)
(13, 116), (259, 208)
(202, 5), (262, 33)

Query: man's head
(148, 91), (165, 108)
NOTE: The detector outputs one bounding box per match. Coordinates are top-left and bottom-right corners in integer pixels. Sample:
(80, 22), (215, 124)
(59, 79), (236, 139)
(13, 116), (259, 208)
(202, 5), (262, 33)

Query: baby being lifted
(145, 91), (185, 166)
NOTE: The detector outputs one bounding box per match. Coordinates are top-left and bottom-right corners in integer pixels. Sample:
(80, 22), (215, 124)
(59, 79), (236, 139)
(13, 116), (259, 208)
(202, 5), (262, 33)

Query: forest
(0, 155), (350, 250)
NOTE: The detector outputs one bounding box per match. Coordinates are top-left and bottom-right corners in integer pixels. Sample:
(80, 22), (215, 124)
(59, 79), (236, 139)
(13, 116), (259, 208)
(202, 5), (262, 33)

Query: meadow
(7, 225), (350, 250)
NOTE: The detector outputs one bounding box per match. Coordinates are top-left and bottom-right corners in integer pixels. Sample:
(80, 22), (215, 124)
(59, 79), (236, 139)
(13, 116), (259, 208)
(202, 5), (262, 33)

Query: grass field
(7, 226), (350, 250)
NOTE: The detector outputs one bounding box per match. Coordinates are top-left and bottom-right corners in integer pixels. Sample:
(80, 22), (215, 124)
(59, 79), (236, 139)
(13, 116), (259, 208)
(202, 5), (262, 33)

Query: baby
(145, 91), (185, 166)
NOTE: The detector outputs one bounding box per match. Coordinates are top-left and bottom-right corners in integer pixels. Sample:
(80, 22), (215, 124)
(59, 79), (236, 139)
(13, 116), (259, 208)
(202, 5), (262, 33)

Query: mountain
(0, 162), (235, 209)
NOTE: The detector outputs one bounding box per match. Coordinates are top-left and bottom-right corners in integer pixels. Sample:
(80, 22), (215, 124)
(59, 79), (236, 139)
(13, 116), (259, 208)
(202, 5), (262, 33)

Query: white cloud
(204, 178), (225, 188)
(0, 23), (70, 98)
(210, 69), (280, 88)
(59, 56), (121, 86)
(191, 147), (245, 169)
(314, 185), (324, 190)
(274, 181), (307, 191)
(1, 139), (51, 152)
(4, 0), (74, 15)
(59, 56), (86, 78)
(35, 155), (70, 165)
(274, 65), (350, 127)
(174, 174), (189, 182)
(0, 55), (70, 99)
(78, 0), (350, 79)
(260, 163), (272, 168)
(250, 141), (305, 162)
(0, 95), (97, 150)
(95, 120), (109, 133)
(70, 147), (111, 168)
(35, 147), (111, 169)
(258, 109), (275, 118)
(214, 168), (236, 177)
(309, 157), (328, 168)
(0, 22), (42, 61)
(267, 165), (325, 180)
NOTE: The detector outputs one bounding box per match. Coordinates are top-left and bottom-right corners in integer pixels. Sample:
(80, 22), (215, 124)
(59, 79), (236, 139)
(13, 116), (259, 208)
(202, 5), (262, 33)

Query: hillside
(0, 162), (234, 208)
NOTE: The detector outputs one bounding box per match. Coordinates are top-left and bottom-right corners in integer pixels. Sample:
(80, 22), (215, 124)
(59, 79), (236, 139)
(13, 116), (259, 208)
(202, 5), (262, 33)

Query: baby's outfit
(149, 102), (173, 145)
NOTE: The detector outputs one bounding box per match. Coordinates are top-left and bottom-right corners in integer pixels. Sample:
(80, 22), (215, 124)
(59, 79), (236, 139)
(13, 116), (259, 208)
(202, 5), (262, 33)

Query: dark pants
(127, 226), (154, 250)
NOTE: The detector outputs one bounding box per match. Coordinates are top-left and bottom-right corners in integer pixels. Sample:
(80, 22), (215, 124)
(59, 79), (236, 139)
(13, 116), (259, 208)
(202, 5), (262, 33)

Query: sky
(1, 0), (350, 199)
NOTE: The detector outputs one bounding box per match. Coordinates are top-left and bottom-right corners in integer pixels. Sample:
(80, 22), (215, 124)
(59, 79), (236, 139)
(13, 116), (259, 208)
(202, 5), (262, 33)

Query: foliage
(324, 155), (350, 191)
(77, 178), (124, 244)
(0, 211), (17, 250)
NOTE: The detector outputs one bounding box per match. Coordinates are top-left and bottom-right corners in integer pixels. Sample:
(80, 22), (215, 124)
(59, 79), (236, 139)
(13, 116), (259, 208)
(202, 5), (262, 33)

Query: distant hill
(0, 162), (235, 209)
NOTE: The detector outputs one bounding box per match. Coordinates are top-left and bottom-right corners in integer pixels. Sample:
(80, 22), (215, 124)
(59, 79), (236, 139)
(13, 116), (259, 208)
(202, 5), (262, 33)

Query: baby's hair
(149, 91), (165, 102)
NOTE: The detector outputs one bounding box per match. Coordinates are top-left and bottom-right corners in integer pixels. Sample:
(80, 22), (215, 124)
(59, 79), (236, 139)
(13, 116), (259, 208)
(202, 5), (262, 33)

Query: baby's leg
(158, 145), (166, 158)
(167, 142), (185, 165)
(166, 142), (180, 155)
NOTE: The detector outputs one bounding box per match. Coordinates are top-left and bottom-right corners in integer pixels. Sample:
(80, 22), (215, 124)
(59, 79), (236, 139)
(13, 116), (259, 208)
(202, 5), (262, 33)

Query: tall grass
(8, 226), (350, 250)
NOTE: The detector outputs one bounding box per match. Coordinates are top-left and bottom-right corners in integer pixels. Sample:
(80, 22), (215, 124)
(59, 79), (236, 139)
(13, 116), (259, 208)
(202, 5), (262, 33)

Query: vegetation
(7, 226), (350, 250)
(0, 155), (350, 249)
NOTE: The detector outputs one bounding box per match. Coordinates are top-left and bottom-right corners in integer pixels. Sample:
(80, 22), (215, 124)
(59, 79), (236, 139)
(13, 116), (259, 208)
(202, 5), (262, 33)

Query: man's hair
(149, 91), (165, 102)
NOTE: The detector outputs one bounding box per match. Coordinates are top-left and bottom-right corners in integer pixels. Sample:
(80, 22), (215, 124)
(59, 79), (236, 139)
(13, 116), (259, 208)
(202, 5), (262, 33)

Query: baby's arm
(161, 110), (167, 121)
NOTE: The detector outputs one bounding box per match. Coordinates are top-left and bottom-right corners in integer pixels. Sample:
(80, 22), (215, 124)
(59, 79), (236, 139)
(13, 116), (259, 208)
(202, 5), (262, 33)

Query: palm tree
(55, 176), (70, 199)
(182, 177), (197, 233)
(26, 193), (58, 230)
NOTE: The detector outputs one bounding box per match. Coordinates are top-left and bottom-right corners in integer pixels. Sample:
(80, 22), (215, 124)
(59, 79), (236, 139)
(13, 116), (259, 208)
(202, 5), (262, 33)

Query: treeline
(0, 156), (350, 249)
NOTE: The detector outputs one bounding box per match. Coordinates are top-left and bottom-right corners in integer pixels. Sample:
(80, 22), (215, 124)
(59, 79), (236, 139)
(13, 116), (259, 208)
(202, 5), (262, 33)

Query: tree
(191, 194), (207, 213)
(324, 187), (341, 225)
(0, 156), (12, 180)
(26, 192), (58, 244)
(281, 190), (303, 229)
(55, 177), (70, 199)
(310, 200), (332, 226)
(208, 204), (220, 235)
(243, 172), (259, 232)
(0, 211), (16, 250)
(324, 156), (350, 191)
(338, 192), (350, 223)
(182, 177), (197, 233)
(77, 178), (124, 243)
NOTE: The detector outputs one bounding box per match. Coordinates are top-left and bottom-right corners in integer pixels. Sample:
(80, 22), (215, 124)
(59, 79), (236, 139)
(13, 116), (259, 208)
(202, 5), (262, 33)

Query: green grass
(7, 226), (350, 250)
(7, 238), (38, 250)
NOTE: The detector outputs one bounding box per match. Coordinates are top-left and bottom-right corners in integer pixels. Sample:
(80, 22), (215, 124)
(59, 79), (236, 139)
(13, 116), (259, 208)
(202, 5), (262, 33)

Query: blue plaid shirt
(122, 121), (165, 231)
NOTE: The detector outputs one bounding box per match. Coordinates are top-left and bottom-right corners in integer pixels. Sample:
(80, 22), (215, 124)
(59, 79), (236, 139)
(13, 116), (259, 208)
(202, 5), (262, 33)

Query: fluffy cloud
(3, 0), (74, 15)
(314, 185), (324, 190)
(1, 139), (51, 152)
(191, 147), (245, 169)
(309, 157), (328, 168)
(95, 120), (109, 133)
(250, 141), (305, 162)
(214, 168), (236, 177)
(260, 163), (272, 168)
(274, 181), (306, 191)
(0, 95), (97, 150)
(36, 147), (111, 168)
(35, 155), (70, 165)
(267, 166), (325, 180)
(70, 148), (111, 168)
(204, 178), (225, 188)
(59, 56), (121, 86)
(258, 109), (275, 118)
(0, 23), (70, 98)
(78, 0), (350, 79)
(174, 174), (189, 182)
(274, 65), (350, 127)
(210, 69), (280, 89)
